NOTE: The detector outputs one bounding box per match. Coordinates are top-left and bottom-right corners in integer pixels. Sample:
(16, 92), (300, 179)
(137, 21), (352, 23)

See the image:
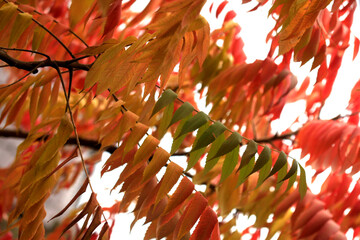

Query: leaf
(124, 122), (149, 154)
(151, 89), (177, 118)
(204, 133), (225, 174)
(163, 177), (194, 215)
(238, 140), (258, 170)
(168, 102), (195, 127)
(210, 132), (242, 160)
(170, 114), (192, 154)
(189, 207), (218, 240)
(256, 148), (272, 187)
(250, 145), (271, 174)
(49, 179), (89, 221)
(186, 122), (209, 171)
(9, 12), (33, 47)
(173, 192), (208, 239)
(192, 121), (227, 151)
(142, 147), (171, 182)
(237, 155), (255, 186)
(220, 145), (239, 183)
(279, 160), (298, 182)
(0, 3), (17, 31)
(133, 135), (159, 165)
(267, 151), (287, 180)
(155, 162), (183, 205)
(157, 102), (174, 139)
(69, 0), (95, 27)
(299, 164), (307, 199)
(176, 111), (209, 139)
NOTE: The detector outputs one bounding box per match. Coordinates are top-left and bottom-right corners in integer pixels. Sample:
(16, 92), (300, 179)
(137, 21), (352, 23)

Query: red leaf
(173, 192), (208, 239)
(299, 209), (332, 238)
(224, 10), (236, 22)
(103, 0), (122, 37)
(189, 206), (218, 240)
(216, 1), (228, 18)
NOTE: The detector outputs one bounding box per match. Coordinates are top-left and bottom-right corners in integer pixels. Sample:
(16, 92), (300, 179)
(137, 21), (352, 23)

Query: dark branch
(0, 50), (92, 72)
(0, 129), (116, 154)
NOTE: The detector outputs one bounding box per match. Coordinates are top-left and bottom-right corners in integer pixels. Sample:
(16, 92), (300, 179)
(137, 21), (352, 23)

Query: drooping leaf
(157, 102), (174, 139)
(163, 177), (194, 215)
(299, 165), (307, 199)
(267, 151), (287, 180)
(142, 147), (171, 182)
(189, 206), (218, 240)
(150, 89), (177, 118)
(9, 12), (33, 47)
(173, 192), (208, 240)
(186, 122), (209, 171)
(155, 162), (183, 205)
(238, 140), (258, 170)
(170, 114), (192, 154)
(280, 160), (298, 182)
(192, 121), (227, 151)
(168, 102), (194, 127)
(132, 135), (159, 165)
(176, 111), (209, 139)
(204, 133), (225, 173)
(220, 145), (239, 183)
(250, 145), (271, 175)
(210, 132), (242, 160)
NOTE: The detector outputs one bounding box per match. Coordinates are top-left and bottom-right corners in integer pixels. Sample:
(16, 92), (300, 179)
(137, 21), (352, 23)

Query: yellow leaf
(9, 12), (33, 47)
(155, 162), (183, 205)
(69, 0), (95, 27)
(133, 135), (159, 165)
(0, 3), (17, 31)
(142, 147), (171, 182)
(124, 122), (149, 153)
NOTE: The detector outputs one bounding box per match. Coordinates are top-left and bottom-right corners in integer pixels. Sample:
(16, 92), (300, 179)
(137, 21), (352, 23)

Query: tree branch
(0, 50), (91, 72)
(0, 129), (117, 154)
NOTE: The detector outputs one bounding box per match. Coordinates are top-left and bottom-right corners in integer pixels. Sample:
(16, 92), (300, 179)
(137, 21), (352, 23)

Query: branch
(0, 129), (116, 154)
(0, 50), (91, 71)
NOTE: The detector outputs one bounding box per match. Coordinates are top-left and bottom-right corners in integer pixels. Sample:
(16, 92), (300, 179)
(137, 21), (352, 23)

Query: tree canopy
(0, 0), (359, 239)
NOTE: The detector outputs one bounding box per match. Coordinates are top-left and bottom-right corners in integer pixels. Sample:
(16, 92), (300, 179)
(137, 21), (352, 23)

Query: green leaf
(176, 111), (209, 139)
(275, 162), (288, 190)
(157, 102), (174, 139)
(0, 3), (17, 31)
(251, 146), (271, 174)
(299, 165), (307, 199)
(210, 132), (242, 160)
(9, 12), (33, 47)
(286, 171), (297, 192)
(237, 156), (255, 186)
(168, 102), (194, 127)
(279, 159), (298, 182)
(170, 114), (192, 154)
(150, 89), (177, 118)
(186, 122), (209, 171)
(255, 148), (272, 187)
(204, 133), (225, 174)
(220, 145), (239, 183)
(238, 140), (257, 170)
(266, 151), (287, 180)
(192, 121), (227, 151)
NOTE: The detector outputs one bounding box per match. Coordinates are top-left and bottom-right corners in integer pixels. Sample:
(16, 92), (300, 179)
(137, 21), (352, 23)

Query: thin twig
(53, 63), (109, 225)
(3, 0), (76, 58)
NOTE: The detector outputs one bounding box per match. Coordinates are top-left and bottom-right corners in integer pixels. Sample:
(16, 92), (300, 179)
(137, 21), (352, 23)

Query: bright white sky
(82, 1), (360, 239)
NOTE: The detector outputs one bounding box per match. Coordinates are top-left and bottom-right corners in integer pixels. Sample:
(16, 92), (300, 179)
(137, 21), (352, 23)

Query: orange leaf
(163, 177), (194, 215)
(133, 135), (159, 165)
(155, 162), (183, 205)
(142, 147), (171, 182)
(173, 192), (208, 239)
(189, 206), (218, 240)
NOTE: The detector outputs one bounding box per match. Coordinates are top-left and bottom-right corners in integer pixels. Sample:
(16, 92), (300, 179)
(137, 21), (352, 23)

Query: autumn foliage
(0, 0), (359, 239)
